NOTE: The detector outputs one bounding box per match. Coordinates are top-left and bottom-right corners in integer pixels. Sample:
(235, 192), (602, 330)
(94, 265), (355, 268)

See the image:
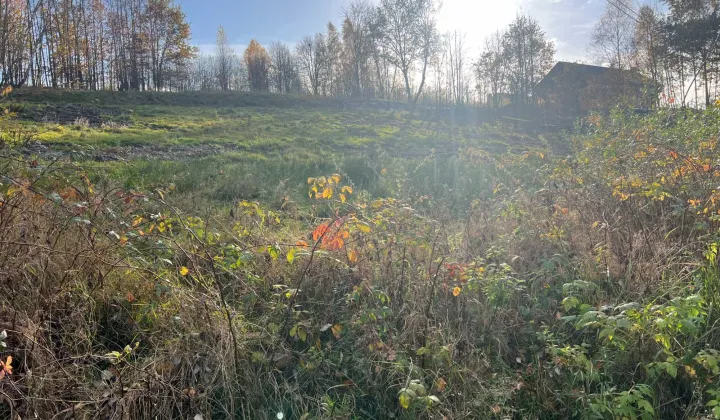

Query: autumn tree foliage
(0, 0), (194, 90)
(244, 39), (271, 92)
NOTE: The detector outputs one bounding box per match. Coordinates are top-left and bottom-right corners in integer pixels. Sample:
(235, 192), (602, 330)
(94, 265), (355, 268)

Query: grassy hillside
(1, 90), (720, 419)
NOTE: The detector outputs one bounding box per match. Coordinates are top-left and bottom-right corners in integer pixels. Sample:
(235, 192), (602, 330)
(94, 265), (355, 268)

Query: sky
(176, 0), (655, 63)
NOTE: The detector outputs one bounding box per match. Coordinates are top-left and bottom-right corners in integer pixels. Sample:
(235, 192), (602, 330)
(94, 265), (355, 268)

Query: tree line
(0, 0), (194, 91)
(586, 0), (720, 108)
(1, 0), (718, 107)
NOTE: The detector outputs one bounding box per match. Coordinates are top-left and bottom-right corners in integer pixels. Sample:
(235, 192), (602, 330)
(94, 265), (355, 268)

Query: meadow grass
(6, 91), (718, 419)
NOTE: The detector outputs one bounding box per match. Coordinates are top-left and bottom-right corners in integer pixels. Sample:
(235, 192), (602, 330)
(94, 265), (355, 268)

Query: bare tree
(324, 22), (343, 96)
(447, 30), (469, 106)
(269, 42), (299, 94)
(296, 34), (326, 95)
(341, 1), (373, 98)
(590, 0), (636, 70)
(378, 0), (439, 109)
(215, 26), (234, 91)
(476, 30), (508, 108)
(503, 14), (555, 104)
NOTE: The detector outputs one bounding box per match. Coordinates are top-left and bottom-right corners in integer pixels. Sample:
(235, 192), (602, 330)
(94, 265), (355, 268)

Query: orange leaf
(348, 249), (358, 263)
(436, 377), (447, 392)
(126, 292), (136, 303)
(312, 224), (329, 241)
(59, 187), (79, 200)
(0, 356), (12, 379)
(327, 236), (344, 251)
(453, 287), (462, 297)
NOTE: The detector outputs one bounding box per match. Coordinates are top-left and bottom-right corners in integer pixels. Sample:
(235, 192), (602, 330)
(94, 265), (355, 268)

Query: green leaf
(666, 364), (677, 378)
(268, 245), (280, 260)
(562, 296), (580, 311)
(297, 327), (307, 342)
(637, 399), (654, 414)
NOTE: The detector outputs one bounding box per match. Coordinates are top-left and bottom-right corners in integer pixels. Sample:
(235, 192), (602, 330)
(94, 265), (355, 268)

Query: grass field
(3, 89), (720, 419)
(6, 88), (546, 210)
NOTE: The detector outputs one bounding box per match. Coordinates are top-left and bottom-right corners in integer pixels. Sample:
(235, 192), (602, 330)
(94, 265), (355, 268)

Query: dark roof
(536, 61), (650, 91)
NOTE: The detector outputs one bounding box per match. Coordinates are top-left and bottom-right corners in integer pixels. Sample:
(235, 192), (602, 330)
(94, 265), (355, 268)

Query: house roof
(536, 61), (651, 92)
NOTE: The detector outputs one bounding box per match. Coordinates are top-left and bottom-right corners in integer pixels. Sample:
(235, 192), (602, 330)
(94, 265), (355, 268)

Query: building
(535, 62), (659, 121)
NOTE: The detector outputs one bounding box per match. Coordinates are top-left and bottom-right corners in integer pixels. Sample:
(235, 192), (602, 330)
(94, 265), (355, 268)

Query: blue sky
(177, 0), (663, 62)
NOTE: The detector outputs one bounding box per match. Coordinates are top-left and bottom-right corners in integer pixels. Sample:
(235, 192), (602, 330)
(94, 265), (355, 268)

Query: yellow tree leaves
(244, 39), (271, 91)
(308, 174), (354, 203)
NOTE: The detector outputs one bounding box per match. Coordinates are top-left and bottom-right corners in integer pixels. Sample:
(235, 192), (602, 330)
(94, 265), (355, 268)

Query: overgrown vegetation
(1, 90), (720, 419)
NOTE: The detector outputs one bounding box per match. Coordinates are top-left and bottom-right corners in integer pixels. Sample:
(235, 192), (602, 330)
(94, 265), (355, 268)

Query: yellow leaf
(180, 266), (189, 276)
(132, 216), (143, 227)
(331, 174), (341, 184)
(340, 193), (346, 203)
(119, 236), (128, 246)
(287, 248), (296, 263)
(321, 187), (333, 199)
(348, 249), (358, 263)
(399, 391), (411, 409)
(453, 287), (462, 297)
(356, 222), (371, 233)
(331, 324), (343, 339)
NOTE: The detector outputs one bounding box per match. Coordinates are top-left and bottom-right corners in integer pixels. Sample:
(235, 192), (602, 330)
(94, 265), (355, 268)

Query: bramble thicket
(1, 84), (720, 419)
